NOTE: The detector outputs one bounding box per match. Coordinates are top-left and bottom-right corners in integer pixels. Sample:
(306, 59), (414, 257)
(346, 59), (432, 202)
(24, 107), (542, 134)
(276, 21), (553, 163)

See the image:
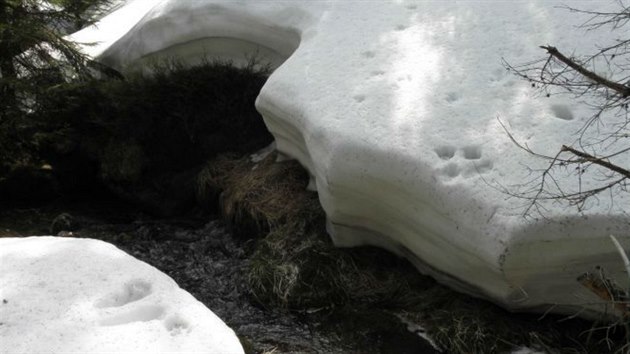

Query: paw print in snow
(94, 279), (190, 335)
(434, 145), (493, 180)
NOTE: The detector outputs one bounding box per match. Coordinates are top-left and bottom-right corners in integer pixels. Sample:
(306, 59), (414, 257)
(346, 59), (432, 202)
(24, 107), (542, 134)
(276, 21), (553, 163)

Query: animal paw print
(550, 103), (574, 121)
(95, 279), (152, 308)
(434, 145), (493, 180)
(95, 279), (190, 335)
(164, 314), (191, 336)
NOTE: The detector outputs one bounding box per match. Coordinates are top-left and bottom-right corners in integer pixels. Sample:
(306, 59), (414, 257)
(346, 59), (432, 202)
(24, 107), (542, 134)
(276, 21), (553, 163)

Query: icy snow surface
(0, 237), (244, 354)
(73, 0), (630, 317)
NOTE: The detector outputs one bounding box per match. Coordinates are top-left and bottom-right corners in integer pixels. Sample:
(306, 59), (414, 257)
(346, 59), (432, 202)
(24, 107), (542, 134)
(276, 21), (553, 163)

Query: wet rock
(50, 213), (80, 234)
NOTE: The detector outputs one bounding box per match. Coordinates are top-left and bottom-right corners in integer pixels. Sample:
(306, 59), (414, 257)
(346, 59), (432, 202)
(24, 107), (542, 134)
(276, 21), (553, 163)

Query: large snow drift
(0, 237), (243, 354)
(73, 1), (630, 317)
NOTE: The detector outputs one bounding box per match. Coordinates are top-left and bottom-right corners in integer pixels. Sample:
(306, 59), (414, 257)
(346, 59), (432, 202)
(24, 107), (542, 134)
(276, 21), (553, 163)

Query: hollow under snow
(72, 0), (630, 317)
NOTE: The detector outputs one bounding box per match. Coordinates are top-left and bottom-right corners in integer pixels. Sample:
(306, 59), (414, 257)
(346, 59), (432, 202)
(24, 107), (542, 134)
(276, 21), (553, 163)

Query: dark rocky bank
(0, 197), (439, 354)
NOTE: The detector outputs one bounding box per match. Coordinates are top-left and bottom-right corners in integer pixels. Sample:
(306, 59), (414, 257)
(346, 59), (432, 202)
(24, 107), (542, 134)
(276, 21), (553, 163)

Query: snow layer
(0, 237), (243, 354)
(73, 1), (630, 317)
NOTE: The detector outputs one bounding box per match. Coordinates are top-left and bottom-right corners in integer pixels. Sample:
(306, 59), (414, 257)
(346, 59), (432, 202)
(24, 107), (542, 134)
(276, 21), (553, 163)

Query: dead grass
(196, 152), (318, 238)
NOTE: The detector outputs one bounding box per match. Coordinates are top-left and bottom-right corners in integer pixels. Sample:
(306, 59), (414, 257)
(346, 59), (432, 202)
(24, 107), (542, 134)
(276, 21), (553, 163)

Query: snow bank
(73, 1), (630, 317)
(0, 237), (243, 354)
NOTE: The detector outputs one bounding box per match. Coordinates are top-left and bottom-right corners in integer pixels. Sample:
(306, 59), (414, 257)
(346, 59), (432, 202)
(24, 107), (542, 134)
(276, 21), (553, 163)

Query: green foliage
(48, 0), (114, 30)
(0, 0), (113, 117)
(0, 58), (271, 212)
(39, 59), (272, 179)
(0, 0), (114, 195)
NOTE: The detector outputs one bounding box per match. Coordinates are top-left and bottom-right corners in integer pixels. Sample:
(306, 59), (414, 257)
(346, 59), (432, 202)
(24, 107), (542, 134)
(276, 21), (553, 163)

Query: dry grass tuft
(197, 152), (319, 238)
(198, 151), (430, 310)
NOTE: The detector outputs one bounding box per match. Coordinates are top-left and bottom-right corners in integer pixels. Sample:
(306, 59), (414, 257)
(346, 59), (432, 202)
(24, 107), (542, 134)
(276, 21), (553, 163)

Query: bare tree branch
(500, 3), (630, 216)
(560, 145), (630, 178)
(540, 45), (630, 97)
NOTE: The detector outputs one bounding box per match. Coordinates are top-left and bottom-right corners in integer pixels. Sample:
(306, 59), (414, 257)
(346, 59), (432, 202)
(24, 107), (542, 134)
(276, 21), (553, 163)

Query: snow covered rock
(0, 236), (244, 354)
(72, 1), (630, 317)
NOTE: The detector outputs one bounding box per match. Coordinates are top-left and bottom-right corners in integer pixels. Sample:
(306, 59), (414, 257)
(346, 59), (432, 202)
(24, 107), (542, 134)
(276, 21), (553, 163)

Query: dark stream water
(0, 198), (439, 354)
